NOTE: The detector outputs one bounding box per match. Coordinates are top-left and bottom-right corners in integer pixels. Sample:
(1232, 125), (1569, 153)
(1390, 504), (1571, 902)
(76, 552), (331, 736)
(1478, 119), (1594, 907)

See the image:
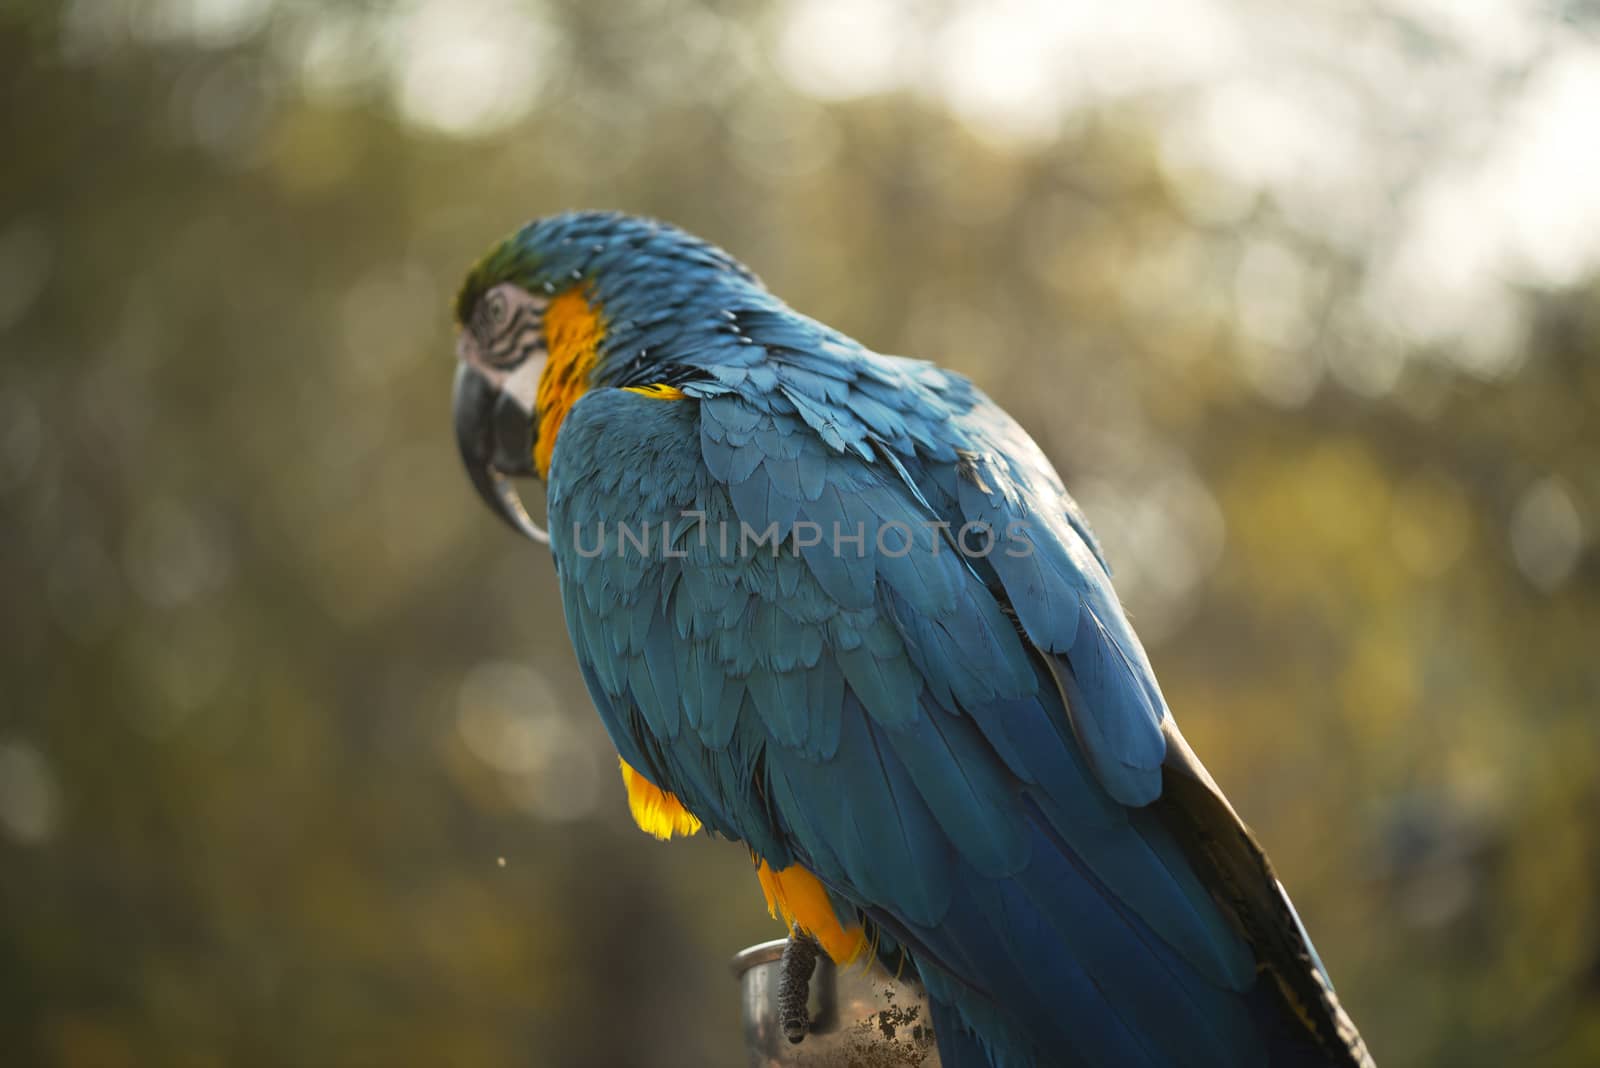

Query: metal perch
(733, 935), (942, 1067)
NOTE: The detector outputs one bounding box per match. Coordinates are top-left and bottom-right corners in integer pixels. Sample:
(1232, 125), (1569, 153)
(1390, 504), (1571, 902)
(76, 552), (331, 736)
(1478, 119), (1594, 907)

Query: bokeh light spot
(0, 740), (61, 845)
(1509, 476), (1584, 592)
(393, 0), (552, 138)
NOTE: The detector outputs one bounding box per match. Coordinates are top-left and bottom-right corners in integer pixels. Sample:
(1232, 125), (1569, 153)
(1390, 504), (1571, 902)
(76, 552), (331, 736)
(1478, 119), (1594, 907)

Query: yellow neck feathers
(534, 287), (606, 478)
(532, 288), (689, 476)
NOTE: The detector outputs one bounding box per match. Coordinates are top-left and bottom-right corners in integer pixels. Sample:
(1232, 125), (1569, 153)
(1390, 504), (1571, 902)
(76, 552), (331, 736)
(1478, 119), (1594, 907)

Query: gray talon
(777, 929), (820, 1044)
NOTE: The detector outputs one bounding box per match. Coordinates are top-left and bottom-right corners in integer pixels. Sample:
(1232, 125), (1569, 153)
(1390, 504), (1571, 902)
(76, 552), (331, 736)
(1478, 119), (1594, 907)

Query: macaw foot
(777, 927), (821, 1044)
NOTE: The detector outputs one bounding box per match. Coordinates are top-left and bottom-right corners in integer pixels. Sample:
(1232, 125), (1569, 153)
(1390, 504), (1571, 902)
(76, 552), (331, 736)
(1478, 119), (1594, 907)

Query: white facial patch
(501, 349), (546, 413)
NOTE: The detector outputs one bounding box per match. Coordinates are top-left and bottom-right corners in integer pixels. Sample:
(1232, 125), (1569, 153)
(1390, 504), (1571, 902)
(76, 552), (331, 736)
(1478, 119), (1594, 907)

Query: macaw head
(451, 210), (759, 542)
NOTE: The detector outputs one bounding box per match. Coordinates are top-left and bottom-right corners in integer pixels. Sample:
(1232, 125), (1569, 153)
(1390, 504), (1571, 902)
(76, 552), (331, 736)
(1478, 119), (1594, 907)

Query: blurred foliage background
(2, 1), (1598, 1065)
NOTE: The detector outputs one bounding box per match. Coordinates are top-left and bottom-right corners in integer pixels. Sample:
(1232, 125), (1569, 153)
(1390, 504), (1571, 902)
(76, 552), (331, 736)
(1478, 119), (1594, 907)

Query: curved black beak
(452, 362), (548, 545)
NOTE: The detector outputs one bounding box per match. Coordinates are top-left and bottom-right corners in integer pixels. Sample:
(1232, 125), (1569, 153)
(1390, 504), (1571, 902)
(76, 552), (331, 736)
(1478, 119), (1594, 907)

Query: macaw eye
(476, 284), (545, 369)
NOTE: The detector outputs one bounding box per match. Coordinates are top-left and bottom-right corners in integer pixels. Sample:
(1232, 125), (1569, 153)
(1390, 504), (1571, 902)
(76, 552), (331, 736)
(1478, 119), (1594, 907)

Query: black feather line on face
(482, 303), (543, 368)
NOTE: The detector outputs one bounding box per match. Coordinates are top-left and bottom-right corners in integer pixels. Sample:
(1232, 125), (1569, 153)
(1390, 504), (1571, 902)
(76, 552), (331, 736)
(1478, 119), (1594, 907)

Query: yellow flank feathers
(755, 860), (869, 965)
(534, 286), (606, 477)
(621, 383), (686, 400)
(618, 758), (702, 840)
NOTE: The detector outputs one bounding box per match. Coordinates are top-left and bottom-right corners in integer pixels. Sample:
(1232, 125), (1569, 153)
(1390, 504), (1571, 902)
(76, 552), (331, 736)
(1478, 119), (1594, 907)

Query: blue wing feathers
(884, 705), (1031, 878)
(545, 337), (1350, 1065)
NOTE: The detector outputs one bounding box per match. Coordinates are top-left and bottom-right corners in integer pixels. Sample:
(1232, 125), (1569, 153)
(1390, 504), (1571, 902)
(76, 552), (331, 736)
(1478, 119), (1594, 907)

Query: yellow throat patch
(534, 286), (606, 478)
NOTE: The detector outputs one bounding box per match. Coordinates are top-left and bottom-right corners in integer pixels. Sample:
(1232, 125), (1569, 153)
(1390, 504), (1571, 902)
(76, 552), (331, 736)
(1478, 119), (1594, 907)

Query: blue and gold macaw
(451, 211), (1372, 1067)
